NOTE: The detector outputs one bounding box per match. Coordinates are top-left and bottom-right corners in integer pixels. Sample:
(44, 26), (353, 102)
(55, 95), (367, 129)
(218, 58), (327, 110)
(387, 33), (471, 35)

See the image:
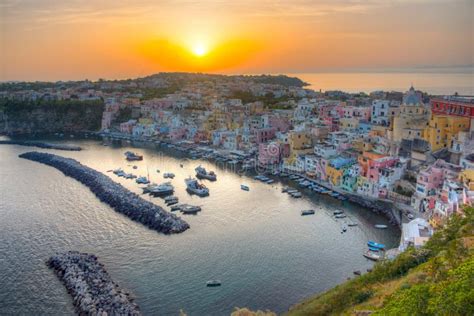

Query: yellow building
(289, 131), (312, 151)
(425, 115), (470, 151)
(459, 169), (474, 191)
(326, 165), (344, 186)
(391, 86), (430, 142)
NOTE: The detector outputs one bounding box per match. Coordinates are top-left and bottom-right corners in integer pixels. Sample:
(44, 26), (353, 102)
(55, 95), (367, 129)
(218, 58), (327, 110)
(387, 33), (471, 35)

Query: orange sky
(0, 0), (472, 81)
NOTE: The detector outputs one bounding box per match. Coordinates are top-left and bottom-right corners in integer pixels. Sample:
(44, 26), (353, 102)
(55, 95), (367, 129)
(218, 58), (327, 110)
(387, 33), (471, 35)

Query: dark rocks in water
(47, 251), (141, 315)
(0, 140), (82, 151)
(19, 151), (189, 234)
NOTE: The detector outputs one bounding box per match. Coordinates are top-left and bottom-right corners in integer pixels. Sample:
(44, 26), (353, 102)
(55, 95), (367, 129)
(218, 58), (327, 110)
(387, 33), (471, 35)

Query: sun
(191, 43), (207, 57)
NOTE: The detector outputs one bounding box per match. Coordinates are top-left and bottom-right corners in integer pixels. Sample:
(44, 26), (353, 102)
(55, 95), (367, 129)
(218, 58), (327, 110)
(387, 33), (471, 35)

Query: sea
(0, 138), (400, 315)
(288, 70), (473, 95)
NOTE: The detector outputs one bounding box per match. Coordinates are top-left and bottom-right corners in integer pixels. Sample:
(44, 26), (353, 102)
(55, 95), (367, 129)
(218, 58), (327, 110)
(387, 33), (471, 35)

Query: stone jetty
(19, 151), (189, 234)
(0, 140), (82, 151)
(47, 251), (141, 315)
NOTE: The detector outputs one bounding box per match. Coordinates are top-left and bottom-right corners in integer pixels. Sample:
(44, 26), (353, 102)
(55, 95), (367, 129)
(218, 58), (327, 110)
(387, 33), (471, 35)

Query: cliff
(0, 99), (104, 135)
(286, 207), (474, 316)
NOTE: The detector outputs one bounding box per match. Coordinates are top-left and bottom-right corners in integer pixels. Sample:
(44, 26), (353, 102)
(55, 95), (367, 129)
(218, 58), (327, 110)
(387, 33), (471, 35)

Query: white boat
(206, 280), (221, 287)
(136, 176), (150, 184)
(333, 210), (344, 215)
(241, 185), (250, 191)
(363, 250), (382, 261)
(145, 183), (174, 196)
(180, 204), (202, 214)
(185, 177), (209, 197)
(335, 214), (347, 219)
(195, 166), (217, 181)
(290, 192), (302, 198)
(374, 224), (388, 229)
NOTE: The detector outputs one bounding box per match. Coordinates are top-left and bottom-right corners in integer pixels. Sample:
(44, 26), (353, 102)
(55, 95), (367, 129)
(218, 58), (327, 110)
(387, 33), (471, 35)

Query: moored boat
(195, 165), (217, 181)
(185, 177), (209, 197)
(363, 250), (382, 261)
(374, 224), (388, 229)
(241, 184), (250, 191)
(146, 183), (174, 196)
(301, 209), (315, 216)
(124, 151), (143, 161)
(180, 204), (202, 214)
(367, 240), (386, 250)
(136, 176), (150, 184)
(335, 214), (346, 218)
(206, 280), (221, 287)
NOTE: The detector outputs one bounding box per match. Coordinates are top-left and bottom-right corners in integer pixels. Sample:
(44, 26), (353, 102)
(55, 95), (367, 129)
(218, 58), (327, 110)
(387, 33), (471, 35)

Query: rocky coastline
(0, 140), (82, 151)
(19, 151), (190, 234)
(47, 251), (141, 315)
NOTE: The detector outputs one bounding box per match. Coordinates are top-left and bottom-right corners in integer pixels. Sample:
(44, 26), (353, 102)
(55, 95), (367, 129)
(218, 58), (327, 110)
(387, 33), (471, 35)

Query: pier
(0, 140), (82, 151)
(19, 151), (189, 234)
(47, 251), (141, 315)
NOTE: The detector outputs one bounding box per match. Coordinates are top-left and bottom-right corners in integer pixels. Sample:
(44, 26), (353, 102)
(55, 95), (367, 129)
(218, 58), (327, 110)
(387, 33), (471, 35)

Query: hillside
(0, 98), (104, 135)
(286, 207), (474, 316)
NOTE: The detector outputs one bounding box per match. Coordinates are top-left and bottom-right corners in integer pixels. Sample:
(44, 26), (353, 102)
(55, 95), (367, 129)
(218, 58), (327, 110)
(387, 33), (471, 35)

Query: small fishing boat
(290, 192), (302, 198)
(368, 246), (380, 252)
(374, 224), (388, 229)
(185, 177), (209, 197)
(163, 172), (175, 179)
(146, 183), (174, 196)
(363, 250), (382, 261)
(282, 186), (290, 193)
(265, 179), (274, 184)
(206, 280), (221, 287)
(333, 210), (344, 215)
(124, 151), (143, 161)
(180, 204), (202, 214)
(195, 166), (217, 181)
(241, 184), (250, 191)
(367, 241), (385, 250)
(166, 199), (179, 206)
(136, 176), (150, 184)
(301, 209), (315, 216)
(335, 214), (346, 218)
(347, 222), (358, 227)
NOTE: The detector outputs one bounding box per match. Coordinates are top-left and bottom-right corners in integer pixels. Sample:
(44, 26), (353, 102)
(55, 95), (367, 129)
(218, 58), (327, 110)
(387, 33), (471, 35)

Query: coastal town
(2, 74), (472, 241)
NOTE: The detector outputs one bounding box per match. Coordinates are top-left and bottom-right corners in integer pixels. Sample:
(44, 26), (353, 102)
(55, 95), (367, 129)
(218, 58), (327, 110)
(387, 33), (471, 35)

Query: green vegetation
(0, 98), (104, 132)
(287, 207), (474, 316)
(140, 85), (180, 100)
(230, 90), (297, 109)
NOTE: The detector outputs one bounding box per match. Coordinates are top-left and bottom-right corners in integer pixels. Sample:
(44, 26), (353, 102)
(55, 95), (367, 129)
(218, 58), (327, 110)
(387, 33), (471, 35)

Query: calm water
(290, 71), (474, 95)
(0, 139), (400, 315)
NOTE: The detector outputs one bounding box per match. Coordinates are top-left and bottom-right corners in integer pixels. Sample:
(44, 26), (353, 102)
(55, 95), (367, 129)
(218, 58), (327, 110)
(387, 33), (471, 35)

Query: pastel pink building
(268, 116), (291, 133)
(366, 156), (399, 182)
(258, 143), (290, 165)
(254, 127), (276, 144)
(415, 160), (462, 197)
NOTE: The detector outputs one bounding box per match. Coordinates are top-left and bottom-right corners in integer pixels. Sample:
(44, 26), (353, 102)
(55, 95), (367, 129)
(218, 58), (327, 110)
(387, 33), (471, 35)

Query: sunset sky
(1, 0), (472, 81)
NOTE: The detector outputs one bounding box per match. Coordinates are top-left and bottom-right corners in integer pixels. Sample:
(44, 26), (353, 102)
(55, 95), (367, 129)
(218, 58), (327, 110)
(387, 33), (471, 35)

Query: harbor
(0, 139), (400, 315)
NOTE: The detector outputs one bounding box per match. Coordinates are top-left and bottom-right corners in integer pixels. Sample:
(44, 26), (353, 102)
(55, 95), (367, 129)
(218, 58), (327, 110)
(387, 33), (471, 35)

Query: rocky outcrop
(19, 151), (190, 234)
(47, 251), (141, 315)
(0, 140), (82, 151)
(0, 100), (104, 135)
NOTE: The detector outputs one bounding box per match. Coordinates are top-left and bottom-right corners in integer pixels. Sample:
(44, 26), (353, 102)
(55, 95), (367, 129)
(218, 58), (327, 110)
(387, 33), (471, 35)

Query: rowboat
(367, 240), (385, 249)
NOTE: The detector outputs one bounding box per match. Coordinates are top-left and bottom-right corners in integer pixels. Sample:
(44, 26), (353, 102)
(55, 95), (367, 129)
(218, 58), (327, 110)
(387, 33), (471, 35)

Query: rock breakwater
(0, 140), (82, 151)
(19, 151), (189, 234)
(47, 251), (141, 315)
